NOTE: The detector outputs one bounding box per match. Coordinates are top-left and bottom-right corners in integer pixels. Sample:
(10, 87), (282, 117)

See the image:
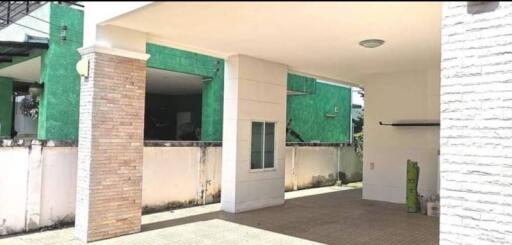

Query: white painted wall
(0, 3), (50, 42)
(82, 2), (151, 50)
(284, 146), (362, 190)
(39, 147), (77, 227)
(222, 54), (288, 213)
(362, 68), (440, 203)
(0, 144), (360, 235)
(0, 148), (29, 235)
(142, 147), (222, 207)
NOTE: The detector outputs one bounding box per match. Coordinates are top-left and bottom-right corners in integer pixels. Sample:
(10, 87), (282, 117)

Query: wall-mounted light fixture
(359, 39), (385, 48)
(76, 57), (89, 78)
(29, 82), (44, 98)
(467, 1), (499, 14)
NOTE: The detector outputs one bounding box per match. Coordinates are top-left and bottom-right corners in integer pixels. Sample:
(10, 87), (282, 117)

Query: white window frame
(249, 121), (277, 172)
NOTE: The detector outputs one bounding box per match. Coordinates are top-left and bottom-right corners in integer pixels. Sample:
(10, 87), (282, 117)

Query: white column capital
(78, 45), (150, 61)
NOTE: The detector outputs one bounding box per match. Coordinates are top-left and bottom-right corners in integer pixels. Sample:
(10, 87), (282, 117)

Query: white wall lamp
(76, 57), (89, 78)
(28, 82), (44, 99)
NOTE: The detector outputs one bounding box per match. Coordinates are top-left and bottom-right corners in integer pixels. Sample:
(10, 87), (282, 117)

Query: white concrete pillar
(25, 142), (43, 231)
(221, 54), (288, 213)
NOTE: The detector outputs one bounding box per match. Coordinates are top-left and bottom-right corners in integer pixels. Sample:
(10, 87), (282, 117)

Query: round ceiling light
(359, 39), (385, 48)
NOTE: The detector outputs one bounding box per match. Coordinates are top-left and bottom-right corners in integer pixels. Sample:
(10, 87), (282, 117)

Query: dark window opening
(9, 81), (38, 139)
(144, 68), (206, 141)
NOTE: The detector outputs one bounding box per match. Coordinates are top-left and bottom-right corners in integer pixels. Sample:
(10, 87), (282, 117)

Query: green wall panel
(286, 74), (352, 143)
(37, 3), (83, 140)
(146, 43), (224, 141)
(0, 77), (13, 137)
(287, 73), (316, 94)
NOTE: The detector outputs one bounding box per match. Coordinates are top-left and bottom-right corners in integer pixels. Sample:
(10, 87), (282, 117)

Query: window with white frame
(251, 122), (275, 169)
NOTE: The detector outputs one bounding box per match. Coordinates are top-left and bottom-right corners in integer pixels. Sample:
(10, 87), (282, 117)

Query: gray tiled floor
(0, 187), (438, 245)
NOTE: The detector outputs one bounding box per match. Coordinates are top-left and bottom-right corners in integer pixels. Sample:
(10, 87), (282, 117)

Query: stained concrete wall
(142, 147), (223, 210)
(284, 146), (362, 191)
(0, 144), (361, 235)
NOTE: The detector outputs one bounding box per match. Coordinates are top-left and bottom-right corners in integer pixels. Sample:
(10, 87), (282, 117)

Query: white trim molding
(78, 45), (150, 61)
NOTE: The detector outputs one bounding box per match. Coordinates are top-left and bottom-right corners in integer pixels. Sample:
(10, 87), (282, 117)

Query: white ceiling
(106, 2), (441, 85)
(146, 68), (203, 95)
(0, 56), (41, 82)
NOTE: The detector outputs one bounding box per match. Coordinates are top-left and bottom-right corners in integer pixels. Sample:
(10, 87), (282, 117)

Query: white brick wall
(441, 2), (512, 244)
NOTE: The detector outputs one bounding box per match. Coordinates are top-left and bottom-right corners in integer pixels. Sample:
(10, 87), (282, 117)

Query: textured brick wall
(441, 2), (512, 244)
(76, 51), (146, 242)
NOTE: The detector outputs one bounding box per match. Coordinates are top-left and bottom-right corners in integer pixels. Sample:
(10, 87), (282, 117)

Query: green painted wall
(287, 73), (316, 94)
(37, 3), (83, 140)
(0, 77), (13, 137)
(286, 74), (352, 143)
(146, 43), (224, 141)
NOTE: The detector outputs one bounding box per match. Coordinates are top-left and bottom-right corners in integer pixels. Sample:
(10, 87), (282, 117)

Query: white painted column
(25, 142), (43, 231)
(221, 55), (288, 213)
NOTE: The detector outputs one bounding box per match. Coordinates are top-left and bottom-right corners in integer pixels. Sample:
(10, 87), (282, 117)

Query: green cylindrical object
(406, 160), (420, 213)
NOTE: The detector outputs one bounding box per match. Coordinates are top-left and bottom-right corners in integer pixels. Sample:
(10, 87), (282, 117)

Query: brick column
(441, 2), (512, 244)
(75, 46), (149, 242)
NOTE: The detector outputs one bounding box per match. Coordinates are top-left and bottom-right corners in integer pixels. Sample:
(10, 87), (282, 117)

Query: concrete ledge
(144, 141), (222, 147)
(286, 142), (351, 147)
(0, 139), (77, 147)
(0, 140), (352, 148)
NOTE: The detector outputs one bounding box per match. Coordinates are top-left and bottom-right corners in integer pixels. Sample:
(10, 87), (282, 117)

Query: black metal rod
(0, 41), (48, 49)
(6, 1), (10, 24)
(379, 121), (440, 127)
(0, 52), (30, 57)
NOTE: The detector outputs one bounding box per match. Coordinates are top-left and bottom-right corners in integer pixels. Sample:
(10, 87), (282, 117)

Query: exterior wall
(287, 77), (352, 143)
(222, 55), (288, 213)
(0, 77), (13, 137)
(0, 144), (360, 235)
(440, 2), (512, 244)
(142, 147), (223, 210)
(40, 147), (77, 227)
(362, 68), (440, 203)
(0, 3), (50, 42)
(75, 50), (147, 242)
(146, 43), (224, 141)
(81, 2), (151, 48)
(0, 147), (29, 235)
(37, 3), (83, 140)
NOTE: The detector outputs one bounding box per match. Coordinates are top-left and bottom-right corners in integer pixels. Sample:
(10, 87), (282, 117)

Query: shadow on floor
(141, 189), (439, 245)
